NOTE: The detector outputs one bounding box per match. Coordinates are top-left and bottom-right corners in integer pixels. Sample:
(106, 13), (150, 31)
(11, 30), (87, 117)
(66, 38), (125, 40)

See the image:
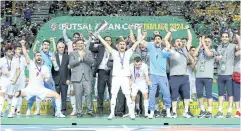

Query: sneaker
(183, 112), (193, 118)
(108, 114), (115, 120)
(34, 110), (40, 116)
(135, 109), (141, 117)
(56, 112), (66, 118)
(148, 114), (154, 119)
(4, 110), (9, 117)
(205, 112), (212, 118)
(16, 111), (21, 116)
(171, 112), (177, 118)
(130, 113), (135, 120)
(26, 110), (31, 116)
(198, 110), (206, 118)
(214, 111), (224, 118)
(226, 112), (232, 118)
(160, 109), (167, 118)
(7, 112), (14, 118)
(234, 111), (241, 118)
(122, 113), (129, 118)
(154, 110), (160, 118)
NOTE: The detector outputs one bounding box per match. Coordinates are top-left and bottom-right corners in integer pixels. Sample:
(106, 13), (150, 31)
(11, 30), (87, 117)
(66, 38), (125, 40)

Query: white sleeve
(43, 66), (51, 78)
(111, 50), (118, 58)
(63, 28), (71, 43)
(127, 49), (134, 58)
(142, 63), (149, 75)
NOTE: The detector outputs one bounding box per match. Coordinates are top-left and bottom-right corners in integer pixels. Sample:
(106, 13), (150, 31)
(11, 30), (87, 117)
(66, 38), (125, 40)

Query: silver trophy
(89, 21), (109, 39)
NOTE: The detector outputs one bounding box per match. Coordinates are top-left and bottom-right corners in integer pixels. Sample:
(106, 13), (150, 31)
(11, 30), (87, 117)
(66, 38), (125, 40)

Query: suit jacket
(51, 53), (71, 86)
(69, 50), (94, 82)
(89, 42), (117, 76)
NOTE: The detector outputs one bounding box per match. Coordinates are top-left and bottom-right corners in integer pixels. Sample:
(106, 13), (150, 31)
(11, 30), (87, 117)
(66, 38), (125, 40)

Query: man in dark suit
(52, 41), (71, 115)
(69, 39), (94, 117)
(89, 36), (115, 116)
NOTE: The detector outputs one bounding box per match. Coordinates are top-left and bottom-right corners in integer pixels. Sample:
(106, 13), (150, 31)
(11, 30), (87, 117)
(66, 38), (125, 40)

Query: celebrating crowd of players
(0, 23), (240, 119)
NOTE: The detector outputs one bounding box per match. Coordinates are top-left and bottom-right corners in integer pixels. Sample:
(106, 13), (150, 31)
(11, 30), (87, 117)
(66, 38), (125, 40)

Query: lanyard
(140, 50), (148, 61)
(202, 49), (207, 60)
(118, 52), (125, 68)
(133, 66), (140, 83)
(6, 57), (12, 71)
(176, 49), (187, 58)
(35, 63), (42, 76)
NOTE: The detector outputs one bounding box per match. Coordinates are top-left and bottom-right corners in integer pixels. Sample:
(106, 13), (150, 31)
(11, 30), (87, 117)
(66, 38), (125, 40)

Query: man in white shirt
(8, 42), (65, 118)
(7, 44), (27, 115)
(97, 32), (145, 120)
(129, 56), (151, 117)
(0, 45), (19, 117)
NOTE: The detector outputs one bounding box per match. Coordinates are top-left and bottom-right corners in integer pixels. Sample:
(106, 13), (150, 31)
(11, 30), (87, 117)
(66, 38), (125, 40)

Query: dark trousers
(56, 84), (68, 111)
(97, 69), (111, 112)
(115, 88), (126, 116)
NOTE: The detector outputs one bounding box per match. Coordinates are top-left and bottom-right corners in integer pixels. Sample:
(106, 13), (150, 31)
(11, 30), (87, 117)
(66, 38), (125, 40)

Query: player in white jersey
(129, 56), (151, 117)
(9, 44), (27, 115)
(0, 45), (20, 117)
(96, 31), (145, 120)
(7, 42), (65, 118)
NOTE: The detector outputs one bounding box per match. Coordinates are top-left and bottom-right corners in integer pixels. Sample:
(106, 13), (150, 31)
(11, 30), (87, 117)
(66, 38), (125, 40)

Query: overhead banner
(36, 16), (199, 46)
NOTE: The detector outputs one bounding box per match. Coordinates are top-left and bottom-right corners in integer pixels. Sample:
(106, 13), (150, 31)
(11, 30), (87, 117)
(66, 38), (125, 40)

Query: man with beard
(0, 45), (19, 117)
(214, 32), (240, 118)
(166, 26), (194, 118)
(7, 41), (65, 118)
(69, 39), (94, 117)
(89, 36), (115, 116)
(141, 30), (173, 119)
(193, 36), (216, 118)
(27, 38), (58, 116)
(8, 42), (27, 116)
(96, 32), (145, 120)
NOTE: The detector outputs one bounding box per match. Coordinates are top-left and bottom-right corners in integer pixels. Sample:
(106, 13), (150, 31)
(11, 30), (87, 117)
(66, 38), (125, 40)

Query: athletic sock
(228, 107), (232, 113)
(136, 103), (140, 110)
(16, 97), (23, 112)
(155, 104), (159, 111)
(200, 105), (205, 111)
(6, 98), (12, 111)
(166, 108), (171, 116)
(208, 106), (212, 112)
(10, 97), (18, 114)
(0, 96), (5, 112)
(55, 97), (61, 113)
(144, 100), (148, 115)
(218, 106), (223, 112)
(35, 97), (41, 113)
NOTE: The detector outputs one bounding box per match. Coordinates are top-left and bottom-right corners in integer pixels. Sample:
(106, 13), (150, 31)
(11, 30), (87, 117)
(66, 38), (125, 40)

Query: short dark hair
(134, 56), (142, 62)
(190, 46), (195, 50)
(42, 40), (50, 44)
(181, 38), (188, 41)
(104, 36), (112, 40)
(34, 51), (41, 56)
(154, 35), (162, 40)
(5, 45), (13, 51)
(73, 32), (80, 37)
(14, 44), (22, 50)
(73, 39), (85, 44)
(221, 31), (229, 36)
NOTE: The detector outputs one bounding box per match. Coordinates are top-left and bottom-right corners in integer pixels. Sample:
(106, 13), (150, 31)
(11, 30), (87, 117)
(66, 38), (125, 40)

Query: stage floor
(1, 116), (240, 131)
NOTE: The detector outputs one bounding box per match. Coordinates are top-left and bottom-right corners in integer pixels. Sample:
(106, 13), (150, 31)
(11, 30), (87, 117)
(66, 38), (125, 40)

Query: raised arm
(33, 40), (40, 54)
(97, 35), (113, 53)
(193, 37), (202, 57)
(20, 40), (30, 65)
(185, 25), (192, 51)
(63, 27), (71, 43)
(50, 37), (57, 53)
(137, 24), (142, 40)
(129, 35), (146, 51)
(202, 36), (214, 57)
(129, 25), (136, 43)
(164, 29), (174, 51)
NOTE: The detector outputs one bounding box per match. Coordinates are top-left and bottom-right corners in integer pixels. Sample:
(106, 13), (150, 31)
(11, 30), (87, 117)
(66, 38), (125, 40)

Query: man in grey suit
(69, 39), (95, 117)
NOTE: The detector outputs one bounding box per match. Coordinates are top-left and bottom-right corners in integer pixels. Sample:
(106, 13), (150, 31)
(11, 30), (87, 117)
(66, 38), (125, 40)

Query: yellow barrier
(2, 100), (236, 115)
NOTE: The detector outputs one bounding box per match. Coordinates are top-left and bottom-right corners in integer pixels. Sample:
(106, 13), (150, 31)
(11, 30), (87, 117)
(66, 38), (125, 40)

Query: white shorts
(111, 76), (131, 95)
(0, 78), (11, 93)
(131, 81), (148, 97)
(7, 80), (26, 95)
(21, 84), (50, 100)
